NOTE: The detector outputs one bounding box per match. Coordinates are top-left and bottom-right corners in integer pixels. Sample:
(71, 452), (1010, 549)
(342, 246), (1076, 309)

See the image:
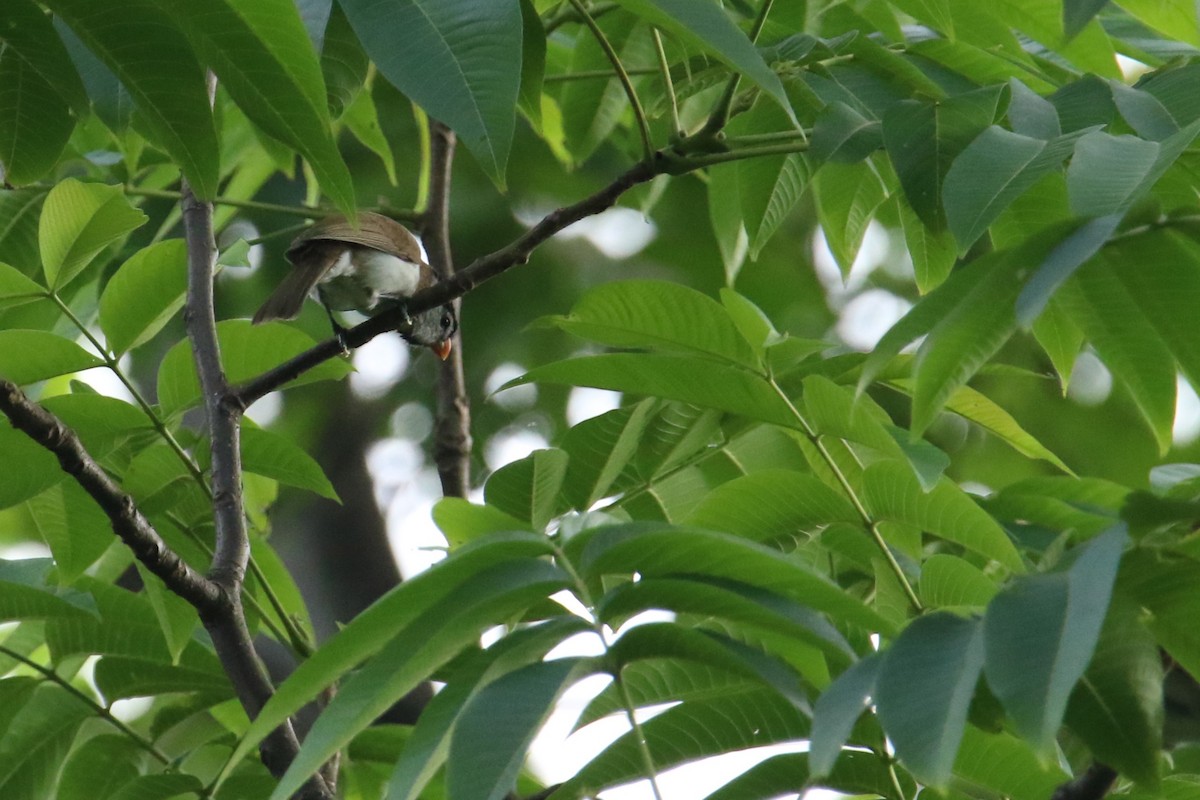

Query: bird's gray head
(406, 303), (458, 359)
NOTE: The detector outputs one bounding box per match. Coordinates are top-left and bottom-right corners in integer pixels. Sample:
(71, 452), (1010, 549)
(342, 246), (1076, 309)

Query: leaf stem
(651, 29), (681, 137)
(544, 0), (617, 34)
(543, 67), (659, 83)
(722, 129), (810, 146)
(0, 643), (173, 765)
(567, 0), (655, 161)
(125, 187), (326, 219)
(678, 139), (810, 168)
(767, 378), (923, 613)
(554, 546), (666, 800)
(49, 293), (209, 491)
(704, 0), (776, 133)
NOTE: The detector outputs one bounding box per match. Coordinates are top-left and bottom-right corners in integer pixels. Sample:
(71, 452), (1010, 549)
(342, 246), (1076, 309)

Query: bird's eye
(441, 313), (452, 329)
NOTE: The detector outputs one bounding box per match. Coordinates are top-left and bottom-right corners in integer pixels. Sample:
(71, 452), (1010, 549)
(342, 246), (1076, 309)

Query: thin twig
(0, 643), (172, 765)
(652, 29), (681, 138)
(703, 0), (776, 133)
(422, 119), (473, 499)
(567, 0), (654, 161)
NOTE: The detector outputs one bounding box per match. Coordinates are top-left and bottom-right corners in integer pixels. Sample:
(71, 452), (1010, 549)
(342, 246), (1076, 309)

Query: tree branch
(0, 380), (221, 612)
(180, 184), (331, 798)
(230, 157), (659, 406)
(422, 119), (472, 499)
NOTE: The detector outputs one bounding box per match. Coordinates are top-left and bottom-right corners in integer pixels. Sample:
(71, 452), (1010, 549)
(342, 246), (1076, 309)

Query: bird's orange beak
(432, 339), (453, 361)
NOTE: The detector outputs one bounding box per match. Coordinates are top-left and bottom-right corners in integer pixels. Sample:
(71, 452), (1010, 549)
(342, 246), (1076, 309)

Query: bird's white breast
(354, 249), (421, 297)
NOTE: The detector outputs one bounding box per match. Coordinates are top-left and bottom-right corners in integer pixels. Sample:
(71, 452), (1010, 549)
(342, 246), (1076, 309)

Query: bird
(252, 212), (457, 360)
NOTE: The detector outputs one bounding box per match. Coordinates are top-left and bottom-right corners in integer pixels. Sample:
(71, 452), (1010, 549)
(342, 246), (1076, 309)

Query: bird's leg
(323, 305), (351, 356)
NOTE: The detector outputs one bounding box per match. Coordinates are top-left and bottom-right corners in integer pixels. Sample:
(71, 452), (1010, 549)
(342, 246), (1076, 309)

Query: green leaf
(0, 330), (102, 384)
(1064, 596), (1162, 786)
(0, 560), (96, 621)
(342, 89), (397, 185)
(0, 684), (91, 799)
(1057, 252), (1177, 453)
(156, 320), (351, 415)
(1031, 298), (1084, 392)
(1115, 0), (1200, 47)
(43, 0), (220, 197)
(93, 654), (230, 700)
(599, 577), (853, 664)
(861, 231), (1068, 434)
(1015, 213), (1121, 326)
(559, 690), (809, 799)
(340, 0), (522, 186)
(217, 533), (557, 788)
(897, 194), (957, 293)
(27, 482), (113, 583)
(0, 262), (44, 300)
(813, 160), (886, 278)
(954, 727), (1069, 800)
(0, 0), (89, 114)
(575, 658), (756, 731)
(887, 380), (1073, 473)
(579, 524), (891, 633)
(811, 101), (883, 164)
(983, 526), (1126, 755)
(159, 0), (356, 216)
(556, 13), (643, 165)
(266, 559), (570, 800)
(1101, 232), (1200, 401)
(517, 0), (546, 127)
(483, 448), (569, 531)
(57, 735), (142, 800)
(707, 750), (906, 800)
(0, 48), (73, 187)
(559, 399), (656, 510)
(1110, 81), (1179, 141)
(545, 280), (759, 367)
(98, 240), (188, 355)
(240, 426), (338, 500)
(54, 20), (131, 134)
(732, 102), (809, 257)
(433, 498), (532, 547)
(1067, 132), (1159, 217)
(708, 163), (748, 284)
(510, 353), (796, 428)
(607, 624), (812, 709)
(684, 469), (860, 542)
(1007, 79), (1061, 140)
(883, 86), (1006, 231)
(38, 179), (147, 289)
(720, 290), (776, 353)
(387, 617), (589, 800)
(809, 654), (883, 777)
(943, 126), (1082, 252)
(1063, 0), (1109, 39)
(862, 460), (1024, 571)
(448, 659), (591, 800)
(876, 613), (985, 787)
(107, 774), (206, 800)
(919, 553), (998, 609)
(611, 0), (794, 123)
(0, 425), (66, 510)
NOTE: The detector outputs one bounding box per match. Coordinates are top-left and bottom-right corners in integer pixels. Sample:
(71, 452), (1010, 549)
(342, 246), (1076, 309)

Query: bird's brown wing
(288, 212), (423, 262)
(252, 240), (345, 323)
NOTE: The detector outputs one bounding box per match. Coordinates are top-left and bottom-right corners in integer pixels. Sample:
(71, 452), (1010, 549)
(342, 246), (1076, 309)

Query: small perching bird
(252, 212), (457, 359)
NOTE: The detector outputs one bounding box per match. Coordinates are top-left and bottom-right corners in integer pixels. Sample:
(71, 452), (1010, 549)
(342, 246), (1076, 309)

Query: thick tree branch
(422, 120), (472, 498)
(0, 380), (221, 612)
(182, 187), (248, 593)
(230, 157), (659, 406)
(181, 185), (331, 798)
